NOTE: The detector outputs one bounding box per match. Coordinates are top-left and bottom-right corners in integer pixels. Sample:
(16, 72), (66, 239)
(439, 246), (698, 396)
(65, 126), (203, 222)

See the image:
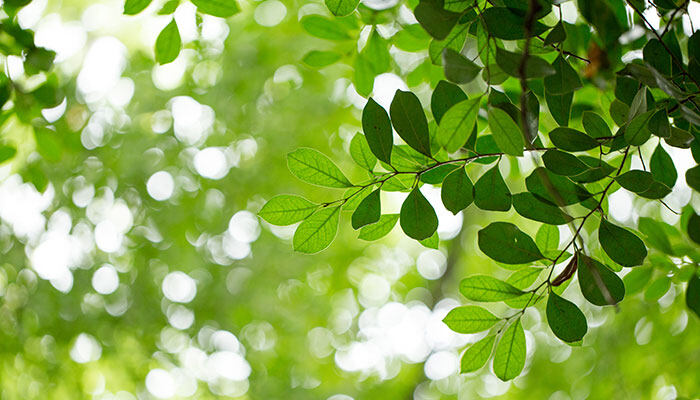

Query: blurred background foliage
(0, 0), (698, 399)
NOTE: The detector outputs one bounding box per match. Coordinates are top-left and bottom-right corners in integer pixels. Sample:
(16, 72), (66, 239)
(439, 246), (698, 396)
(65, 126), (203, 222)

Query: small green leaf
(542, 149), (589, 176)
(546, 292), (588, 343)
(421, 164), (459, 184)
(549, 127), (598, 151)
(431, 80), (467, 124)
(577, 254), (625, 306)
(443, 306), (501, 333)
(353, 54), (374, 96)
(293, 206), (341, 253)
(624, 110), (654, 146)
(324, 0), (359, 16)
(582, 111), (612, 139)
(474, 165), (511, 211)
(191, 0), (239, 17)
(545, 90), (573, 126)
(33, 127), (61, 162)
(442, 48), (480, 84)
(488, 107), (524, 156)
(362, 30), (391, 74)
(687, 273), (700, 318)
(644, 276), (671, 301)
(543, 21), (566, 46)
(351, 189), (381, 229)
(362, 98), (393, 164)
(512, 193), (572, 225)
(419, 231), (439, 249)
(428, 22), (469, 65)
(648, 109), (670, 138)
(350, 133), (377, 171)
(688, 212), (700, 245)
(287, 148), (353, 188)
(300, 15), (351, 40)
(623, 267), (653, 295)
(478, 222), (544, 264)
(482, 7), (548, 40)
(390, 90), (432, 157)
(259, 195), (318, 225)
(461, 335), (496, 373)
(359, 214), (399, 240)
(157, 0), (179, 14)
(544, 55), (583, 95)
(507, 267), (543, 290)
(459, 275), (525, 301)
(495, 47), (555, 79)
(302, 50), (342, 68)
(536, 224), (559, 254)
(598, 219), (647, 267)
(437, 98), (480, 152)
(124, 0), (152, 15)
(525, 167), (592, 206)
(155, 19), (181, 64)
(686, 165), (700, 192)
(441, 165), (473, 214)
(493, 318), (526, 381)
(0, 145), (17, 163)
(414, 0), (461, 40)
(615, 170), (654, 193)
(400, 188), (438, 240)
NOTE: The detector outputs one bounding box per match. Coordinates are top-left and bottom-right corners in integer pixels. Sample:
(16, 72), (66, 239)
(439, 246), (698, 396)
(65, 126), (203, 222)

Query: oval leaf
(546, 292), (588, 343)
(293, 206), (340, 253)
(443, 306), (500, 334)
(461, 335), (496, 373)
(400, 188), (438, 240)
(478, 222), (544, 264)
(577, 254), (625, 306)
(287, 148), (353, 188)
(598, 219), (647, 267)
(390, 90), (432, 157)
(459, 275), (525, 302)
(441, 166), (474, 214)
(493, 318), (526, 381)
(259, 195), (318, 225)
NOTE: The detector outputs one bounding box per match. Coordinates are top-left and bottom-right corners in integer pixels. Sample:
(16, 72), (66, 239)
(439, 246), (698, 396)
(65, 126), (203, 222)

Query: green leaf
(414, 0), (461, 40)
(342, 186), (371, 211)
(351, 189), (380, 229)
(482, 7), (548, 40)
(419, 231), (439, 249)
(599, 219), (647, 267)
(353, 54), (374, 97)
(383, 174), (415, 191)
(507, 267), (543, 290)
(688, 212), (700, 245)
(441, 165), (473, 214)
(421, 164), (459, 184)
(362, 98), (393, 164)
(512, 193), (572, 225)
(390, 90), (432, 157)
(549, 127), (598, 151)
(648, 109), (670, 138)
(582, 111), (612, 139)
(571, 157), (615, 183)
(577, 254), (625, 306)
(623, 267), (653, 295)
(359, 214), (399, 240)
(0, 145), (17, 163)
(157, 0), (179, 14)
(293, 206), (341, 253)
(460, 275), (525, 301)
(124, 0), (152, 15)
(638, 217), (674, 254)
(545, 90), (572, 126)
(687, 273), (700, 318)
(543, 21), (566, 46)
(525, 167), (592, 206)
(259, 195), (318, 225)
(302, 50), (342, 68)
(644, 276), (671, 301)
(437, 98), (480, 152)
(428, 22), (469, 65)
(544, 55), (583, 95)
(363, 30), (390, 74)
(542, 149), (588, 176)
(287, 148), (353, 188)
(615, 170), (654, 193)
(442, 48), (480, 84)
(431, 80), (467, 124)
(300, 15), (351, 40)
(461, 335), (496, 373)
(443, 306), (501, 333)
(400, 188), (438, 240)
(685, 164), (700, 192)
(649, 145), (676, 188)
(493, 318), (526, 381)
(488, 107), (524, 156)
(478, 222), (544, 264)
(536, 224), (559, 254)
(547, 292), (588, 343)
(624, 110), (654, 146)
(155, 19), (181, 64)
(324, 0), (359, 16)
(643, 39), (671, 75)
(578, 0), (625, 46)
(191, 0), (239, 17)
(474, 165), (511, 211)
(349, 133), (377, 171)
(495, 47), (555, 79)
